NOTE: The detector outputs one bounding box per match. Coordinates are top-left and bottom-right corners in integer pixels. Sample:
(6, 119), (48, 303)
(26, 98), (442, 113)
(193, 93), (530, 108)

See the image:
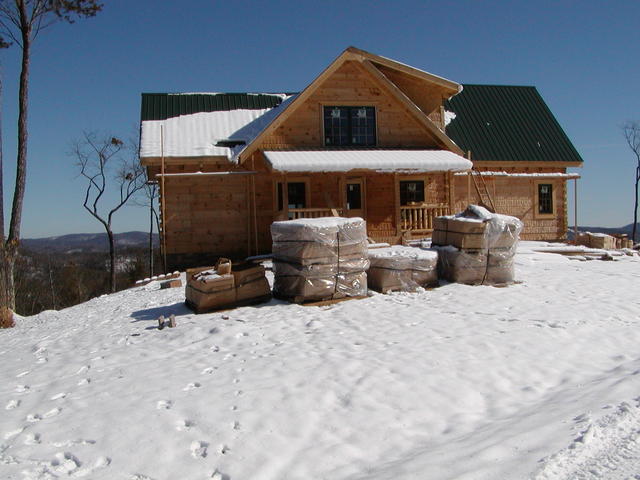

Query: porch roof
(263, 150), (473, 173)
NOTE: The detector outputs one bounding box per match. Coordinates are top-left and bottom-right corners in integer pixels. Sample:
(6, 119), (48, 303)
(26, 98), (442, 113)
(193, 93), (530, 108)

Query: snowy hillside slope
(1, 242), (640, 479)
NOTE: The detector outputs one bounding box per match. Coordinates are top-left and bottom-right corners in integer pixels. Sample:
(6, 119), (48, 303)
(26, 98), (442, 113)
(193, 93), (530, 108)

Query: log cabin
(139, 47), (583, 270)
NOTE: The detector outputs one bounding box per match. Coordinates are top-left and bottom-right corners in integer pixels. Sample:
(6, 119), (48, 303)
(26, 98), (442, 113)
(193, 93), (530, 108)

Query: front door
(345, 178), (365, 218)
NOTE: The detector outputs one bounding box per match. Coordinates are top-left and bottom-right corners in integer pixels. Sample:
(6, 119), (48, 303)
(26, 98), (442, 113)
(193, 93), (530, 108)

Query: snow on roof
(453, 171), (581, 178)
(263, 150), (472, 173)
(139, 95), (294, 159)
(228, 95), (297, 161)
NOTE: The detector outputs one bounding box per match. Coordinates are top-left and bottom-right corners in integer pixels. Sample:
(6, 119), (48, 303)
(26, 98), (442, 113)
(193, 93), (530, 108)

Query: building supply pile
(576, 232), (633, 250)
(271, 217), (369, 302)
(432, 205), (523, 286)
(185, 260), (271, 313)
(368, 246), (438, 293)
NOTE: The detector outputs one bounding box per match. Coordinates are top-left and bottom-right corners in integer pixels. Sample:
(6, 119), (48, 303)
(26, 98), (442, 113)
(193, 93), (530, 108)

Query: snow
(272, 216), (363, 230)
(444, 110), (457, 126)
(368, 245), (438, 261)
(454, 171), (581, 179)
(2, 242), (640, 479)
(139, 94), (293, 160)
(264, 149), (473, 173)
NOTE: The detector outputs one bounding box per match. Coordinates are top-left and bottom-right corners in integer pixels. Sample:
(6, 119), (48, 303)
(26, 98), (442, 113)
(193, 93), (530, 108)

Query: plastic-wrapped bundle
(368, 246), (438, 293)
(270, 217), (368, 302)
(271, 217), (366, 245)
(432, 205), (522, 250)
(271, 240), (368, 265)
(435, 246), (515, 285)
(432, 205), (523, 286)
(273, 258), (370, 277)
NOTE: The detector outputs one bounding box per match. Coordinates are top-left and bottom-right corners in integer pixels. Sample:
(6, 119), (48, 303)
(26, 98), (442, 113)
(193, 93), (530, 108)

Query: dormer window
(324, 106), (376, 146)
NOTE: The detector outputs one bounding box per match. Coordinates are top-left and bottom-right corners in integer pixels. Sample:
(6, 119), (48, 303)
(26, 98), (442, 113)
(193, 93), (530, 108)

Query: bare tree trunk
(107, 229), (116, 292)
(153, 207), (165, 273)
(0, 61), (9, 316)
(634, 165), (639, 243)
(4, 11), (32, 314)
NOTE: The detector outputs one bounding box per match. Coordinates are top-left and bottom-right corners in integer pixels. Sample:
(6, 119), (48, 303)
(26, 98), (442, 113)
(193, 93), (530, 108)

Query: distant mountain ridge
(22, 231), (159, 253)
(577, 223), (639, 237)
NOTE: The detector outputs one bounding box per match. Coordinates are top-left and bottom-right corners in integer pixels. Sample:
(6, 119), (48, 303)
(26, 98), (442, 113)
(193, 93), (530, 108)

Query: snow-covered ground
(1, 241), (640, 480)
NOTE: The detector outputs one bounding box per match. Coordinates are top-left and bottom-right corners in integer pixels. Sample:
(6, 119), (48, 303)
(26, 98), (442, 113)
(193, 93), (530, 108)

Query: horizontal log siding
(452, 167), (568, 241)
(163, 174), (249, 268)
(364, 174), (396, 240)
(260, 60), (441, 150)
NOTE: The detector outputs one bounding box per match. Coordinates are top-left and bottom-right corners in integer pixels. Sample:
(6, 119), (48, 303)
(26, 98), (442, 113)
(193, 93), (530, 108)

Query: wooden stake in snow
(158, 315), (165, 330)
(168, 315), (176, 328)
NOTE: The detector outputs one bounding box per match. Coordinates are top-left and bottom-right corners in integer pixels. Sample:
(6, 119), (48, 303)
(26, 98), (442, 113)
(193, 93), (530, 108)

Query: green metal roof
(445, 85), (583, 163)
(140, 93), (287, 121)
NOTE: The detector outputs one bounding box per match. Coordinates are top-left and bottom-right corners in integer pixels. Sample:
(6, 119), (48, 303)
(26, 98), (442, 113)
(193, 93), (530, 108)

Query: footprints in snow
(5, 399), (20, 410)
(156, 399), (172, 410)
(15, 384), (30, 394)
(190, 440), (208, 458)
(26, 407), (61, 423)
(183, 382), (201, 391)
(176, 419), (195, 431)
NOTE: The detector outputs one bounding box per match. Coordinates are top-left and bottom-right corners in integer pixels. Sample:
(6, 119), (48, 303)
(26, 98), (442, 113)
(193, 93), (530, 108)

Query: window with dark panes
(324, 106), (376, 146)
(346, 183), (362, 210)
(287, 182), (306, 209)
(400, 180), (425, 205)
(538, 183), (553, 214)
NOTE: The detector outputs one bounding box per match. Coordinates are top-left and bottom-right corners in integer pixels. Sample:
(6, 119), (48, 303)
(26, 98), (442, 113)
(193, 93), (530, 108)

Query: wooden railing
(289, 207), (344, 219)
(400, 203), (450, 232)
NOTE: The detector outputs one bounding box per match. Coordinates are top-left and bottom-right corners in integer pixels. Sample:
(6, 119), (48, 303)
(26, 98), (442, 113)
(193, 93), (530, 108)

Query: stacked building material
(576, 232), (621, 250)
(271, 217), (369, 302)
(185, 262), (271, 313)
(368, 246), (438, 293)
(432, 205), (523, 286)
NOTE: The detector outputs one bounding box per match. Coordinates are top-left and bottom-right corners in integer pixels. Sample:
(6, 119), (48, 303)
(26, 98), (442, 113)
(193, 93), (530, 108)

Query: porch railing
(400, 203), (450, 232)
(289, 207), (344, 219)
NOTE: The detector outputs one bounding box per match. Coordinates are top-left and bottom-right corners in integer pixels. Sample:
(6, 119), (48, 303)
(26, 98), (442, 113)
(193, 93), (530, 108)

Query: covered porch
(264, 149), (472, 242)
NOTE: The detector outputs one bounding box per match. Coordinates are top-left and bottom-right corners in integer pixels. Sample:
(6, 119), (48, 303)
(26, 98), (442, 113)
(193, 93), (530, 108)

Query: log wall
(260, 60), (442, 150)
(453, 166), (569, 241)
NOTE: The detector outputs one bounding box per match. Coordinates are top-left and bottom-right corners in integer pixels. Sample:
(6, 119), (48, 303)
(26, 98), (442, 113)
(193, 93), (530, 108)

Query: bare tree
(136, 174), (162, 277)
(622, 121), (640, 243)
(74, 132), (146, 292)
(0, 0), (102, 323)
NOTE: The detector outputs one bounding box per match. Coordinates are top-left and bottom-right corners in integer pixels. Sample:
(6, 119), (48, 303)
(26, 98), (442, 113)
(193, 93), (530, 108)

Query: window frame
(534, 180), (556, 218)
(398, 178), (426, 206)
(273, 177), (311, 215)
(322, 105), (377, 147)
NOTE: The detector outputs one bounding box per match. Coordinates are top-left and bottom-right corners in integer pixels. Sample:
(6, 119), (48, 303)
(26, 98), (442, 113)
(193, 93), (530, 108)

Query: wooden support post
(574, 177), (578, 244)
(394, 173), (400, 236)
(246, 175), (251, 257)
(251, 156), (258, 254)
(160, 125), (167, 272)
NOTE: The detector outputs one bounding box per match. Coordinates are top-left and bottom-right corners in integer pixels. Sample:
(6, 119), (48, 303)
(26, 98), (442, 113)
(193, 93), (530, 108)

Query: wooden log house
(139, 47), (583, 269)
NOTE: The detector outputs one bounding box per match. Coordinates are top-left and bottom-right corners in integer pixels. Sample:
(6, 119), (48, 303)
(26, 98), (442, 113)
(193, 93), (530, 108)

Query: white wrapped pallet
(432, 205), (523, 286)
(270, 217), (369, 302)
(368, 246), (438, 293)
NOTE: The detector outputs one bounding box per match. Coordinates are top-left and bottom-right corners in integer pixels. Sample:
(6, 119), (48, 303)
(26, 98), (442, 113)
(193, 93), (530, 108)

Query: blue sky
(1, 0), (638, 238)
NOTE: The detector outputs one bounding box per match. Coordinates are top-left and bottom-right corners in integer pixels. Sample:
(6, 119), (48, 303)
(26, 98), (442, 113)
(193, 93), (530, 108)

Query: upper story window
(323, 106), (376, 146)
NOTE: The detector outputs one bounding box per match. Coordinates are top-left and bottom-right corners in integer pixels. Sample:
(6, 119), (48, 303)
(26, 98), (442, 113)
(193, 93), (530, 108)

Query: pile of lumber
(185, 261), (271, 313)
(368, 246), (438, 293)
(271, 217), (369, 302)
(432, 205), (523, 286)
(576, 232), (633, 250)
